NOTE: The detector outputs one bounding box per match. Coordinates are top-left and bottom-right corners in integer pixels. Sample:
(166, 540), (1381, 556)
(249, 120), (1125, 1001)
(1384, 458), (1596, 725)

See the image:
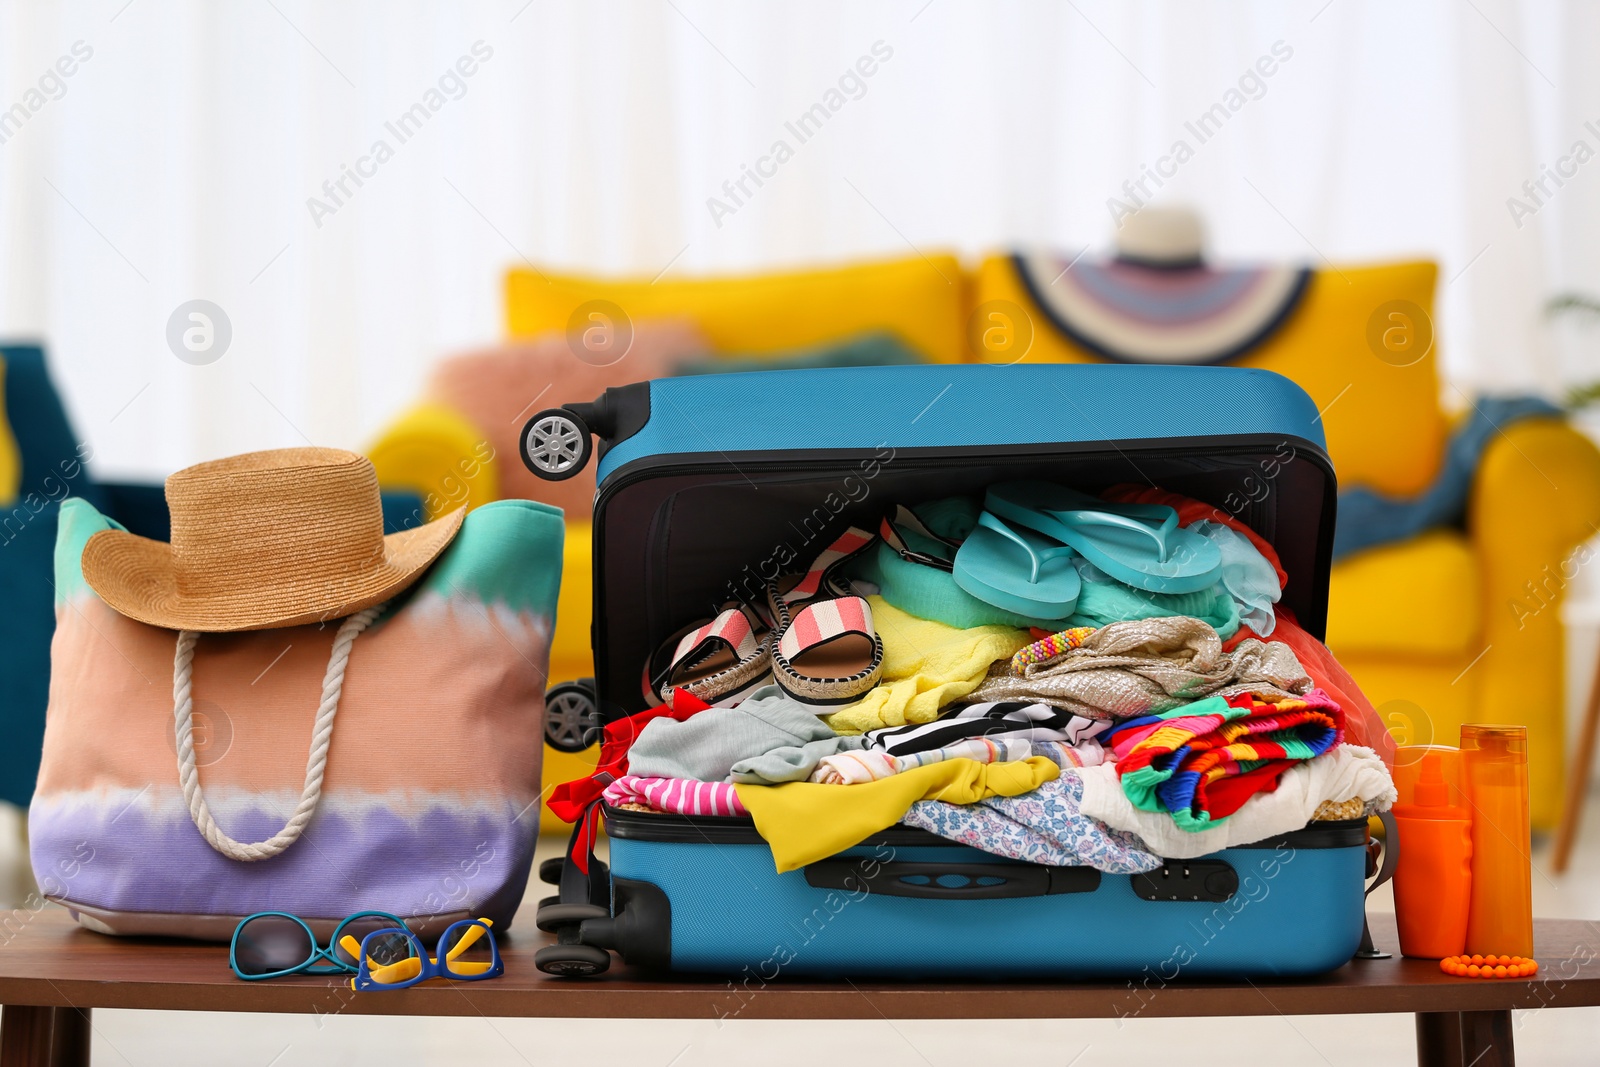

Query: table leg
(0, 1005), (91, 1067)
(47, 1010), (89, 1067)
(1416, 1011), (1463, 1067)
(1458, 1010), (1514, 1067)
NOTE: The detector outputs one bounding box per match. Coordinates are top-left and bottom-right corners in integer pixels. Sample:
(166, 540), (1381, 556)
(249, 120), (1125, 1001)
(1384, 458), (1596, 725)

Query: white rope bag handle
(172, 605), (382, 862)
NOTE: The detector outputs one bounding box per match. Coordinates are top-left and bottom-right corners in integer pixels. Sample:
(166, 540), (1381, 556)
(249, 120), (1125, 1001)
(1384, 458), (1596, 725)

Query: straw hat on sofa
(82, 447), (465, 632)
(1113, 204), (1207, 267)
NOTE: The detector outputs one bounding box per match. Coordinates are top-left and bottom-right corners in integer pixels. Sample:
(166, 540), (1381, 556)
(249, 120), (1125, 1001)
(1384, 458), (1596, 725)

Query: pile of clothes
(552, 483), (1397, 875)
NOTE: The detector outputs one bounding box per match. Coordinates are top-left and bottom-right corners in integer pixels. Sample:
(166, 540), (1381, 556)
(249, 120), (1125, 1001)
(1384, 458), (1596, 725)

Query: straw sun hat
(82, 447), (465, 632)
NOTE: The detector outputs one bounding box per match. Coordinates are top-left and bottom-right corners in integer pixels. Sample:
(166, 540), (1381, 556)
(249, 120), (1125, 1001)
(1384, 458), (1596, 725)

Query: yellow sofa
(973, 254), (1600, 828)
(373, 252), (1600, 830)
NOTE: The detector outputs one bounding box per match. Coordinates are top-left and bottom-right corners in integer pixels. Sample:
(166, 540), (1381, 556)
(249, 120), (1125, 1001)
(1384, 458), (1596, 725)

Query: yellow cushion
(367, 402), (499, 518)
(971, 256), (1447, 495)
(506, 255), (966, 364)
(1327, 530), (1480, 658)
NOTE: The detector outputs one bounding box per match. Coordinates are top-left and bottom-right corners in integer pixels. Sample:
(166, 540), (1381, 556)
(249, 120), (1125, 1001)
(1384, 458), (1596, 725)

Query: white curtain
(0, 0), (1595, 482)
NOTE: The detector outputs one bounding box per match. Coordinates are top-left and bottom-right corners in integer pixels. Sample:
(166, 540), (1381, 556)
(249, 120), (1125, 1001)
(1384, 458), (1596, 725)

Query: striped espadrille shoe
(770, 594), (883, 706)
(764, 526), (877, 632)
(647, 603), (772, 707)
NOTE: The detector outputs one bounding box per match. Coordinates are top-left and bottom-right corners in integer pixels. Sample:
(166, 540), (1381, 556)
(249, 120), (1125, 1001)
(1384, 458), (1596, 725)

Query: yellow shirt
(736, 756), (1060, 873)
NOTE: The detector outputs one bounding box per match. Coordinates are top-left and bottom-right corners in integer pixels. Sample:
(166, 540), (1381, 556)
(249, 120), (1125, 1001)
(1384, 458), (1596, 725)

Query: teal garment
(1065, 558), (1240, 638)
(852, 496), (1052, 630)
(1190, 519), (1279, 636)
(673, 331), (925, 376)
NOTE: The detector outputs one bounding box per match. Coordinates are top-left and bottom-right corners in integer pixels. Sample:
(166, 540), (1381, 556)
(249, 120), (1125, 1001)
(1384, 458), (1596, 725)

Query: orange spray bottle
(1391, 745), (1472, 958)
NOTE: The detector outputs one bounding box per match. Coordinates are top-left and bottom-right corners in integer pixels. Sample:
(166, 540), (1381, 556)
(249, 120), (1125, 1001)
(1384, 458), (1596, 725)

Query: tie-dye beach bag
(30, 494), (561, 940)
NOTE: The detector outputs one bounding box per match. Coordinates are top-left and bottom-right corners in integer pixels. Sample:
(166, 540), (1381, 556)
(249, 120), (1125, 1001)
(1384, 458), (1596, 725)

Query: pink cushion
(426, 320), (708, 519)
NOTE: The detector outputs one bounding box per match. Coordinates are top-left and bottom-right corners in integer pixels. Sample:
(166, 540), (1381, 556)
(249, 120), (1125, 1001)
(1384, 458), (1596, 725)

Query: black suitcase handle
(1356, 808), (1399, 960)
(804, 859), (1101, 900)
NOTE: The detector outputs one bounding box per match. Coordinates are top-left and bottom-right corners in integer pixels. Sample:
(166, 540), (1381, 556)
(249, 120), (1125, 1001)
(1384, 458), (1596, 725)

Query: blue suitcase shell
(602, 815), (1369, 980)
(525, 363), (1374, 980)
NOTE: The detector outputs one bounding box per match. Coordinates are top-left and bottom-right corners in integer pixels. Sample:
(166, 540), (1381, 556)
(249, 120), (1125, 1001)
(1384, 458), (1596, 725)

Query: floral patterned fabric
(902, 771), (1161, 874)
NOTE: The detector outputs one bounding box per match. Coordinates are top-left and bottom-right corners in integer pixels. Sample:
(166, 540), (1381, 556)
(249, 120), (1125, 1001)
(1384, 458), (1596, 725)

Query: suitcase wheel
(538, 894), (560, 910)
(544, 678), (602, 753)
(538, 857), (565, 886)
(535, 942), (611, 977)
(536, 902), (609, 934)
(521, 407), (593, 481)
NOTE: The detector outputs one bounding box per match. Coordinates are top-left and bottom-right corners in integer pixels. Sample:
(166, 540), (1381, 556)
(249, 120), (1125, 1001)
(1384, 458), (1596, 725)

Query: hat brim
(80, 507), (467, 632)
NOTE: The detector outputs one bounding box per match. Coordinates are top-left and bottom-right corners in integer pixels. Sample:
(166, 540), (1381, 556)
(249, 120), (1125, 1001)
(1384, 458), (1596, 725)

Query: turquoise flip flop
(984, 481), (1222, 594)
(951, 511), (1081, 622)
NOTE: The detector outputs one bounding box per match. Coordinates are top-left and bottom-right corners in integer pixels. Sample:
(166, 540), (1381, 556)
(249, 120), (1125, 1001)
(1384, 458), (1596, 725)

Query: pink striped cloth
(602, 774), (748, 817)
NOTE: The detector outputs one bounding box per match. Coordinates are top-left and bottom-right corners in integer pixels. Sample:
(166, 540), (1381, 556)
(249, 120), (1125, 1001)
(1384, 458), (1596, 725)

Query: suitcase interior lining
(593, 438), (1333, 718)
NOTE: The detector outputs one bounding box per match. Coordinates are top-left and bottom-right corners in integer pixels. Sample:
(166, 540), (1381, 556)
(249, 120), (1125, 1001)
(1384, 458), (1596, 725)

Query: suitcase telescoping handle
(804, 859), (1101, 900)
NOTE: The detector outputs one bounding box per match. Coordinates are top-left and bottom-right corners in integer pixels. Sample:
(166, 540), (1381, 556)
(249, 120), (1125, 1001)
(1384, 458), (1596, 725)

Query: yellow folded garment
(735, 756), (1060, 872)
(823, 596), (1029, 734)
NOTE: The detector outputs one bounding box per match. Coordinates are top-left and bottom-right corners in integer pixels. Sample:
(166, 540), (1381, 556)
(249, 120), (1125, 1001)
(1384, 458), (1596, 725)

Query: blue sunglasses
(229, 910), (410, 980)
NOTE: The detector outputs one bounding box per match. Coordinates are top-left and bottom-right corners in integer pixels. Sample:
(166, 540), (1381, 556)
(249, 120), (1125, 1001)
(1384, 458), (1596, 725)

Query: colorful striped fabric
(1033, 739), (1108, 770)
(1104, 689), (1343, 831)
(603, 774), (748, 817)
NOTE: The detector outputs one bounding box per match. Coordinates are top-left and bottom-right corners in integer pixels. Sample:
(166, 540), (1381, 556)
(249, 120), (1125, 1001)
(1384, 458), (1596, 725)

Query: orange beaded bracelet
(1439, 954), (1538, 979)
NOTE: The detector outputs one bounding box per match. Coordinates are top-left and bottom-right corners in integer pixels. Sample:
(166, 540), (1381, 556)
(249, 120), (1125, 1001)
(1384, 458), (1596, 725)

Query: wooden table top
(0, 909), (1595, 1021)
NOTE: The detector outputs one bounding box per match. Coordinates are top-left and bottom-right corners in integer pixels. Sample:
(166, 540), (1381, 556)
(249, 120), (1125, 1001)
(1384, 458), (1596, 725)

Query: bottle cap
(1393, 745), (1466, 811)
(1460, 724), (1528, 760)
(1414, 754), (1449, 807)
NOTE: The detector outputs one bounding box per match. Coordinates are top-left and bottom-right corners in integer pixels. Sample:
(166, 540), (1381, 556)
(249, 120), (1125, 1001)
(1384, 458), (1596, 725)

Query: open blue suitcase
(526, 363), (1392, 980)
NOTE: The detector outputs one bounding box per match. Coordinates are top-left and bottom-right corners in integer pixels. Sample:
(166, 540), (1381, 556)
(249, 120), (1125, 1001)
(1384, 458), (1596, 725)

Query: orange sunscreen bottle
(1391, 745), (1471, 958)
(1461, 725), (1533, 958)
